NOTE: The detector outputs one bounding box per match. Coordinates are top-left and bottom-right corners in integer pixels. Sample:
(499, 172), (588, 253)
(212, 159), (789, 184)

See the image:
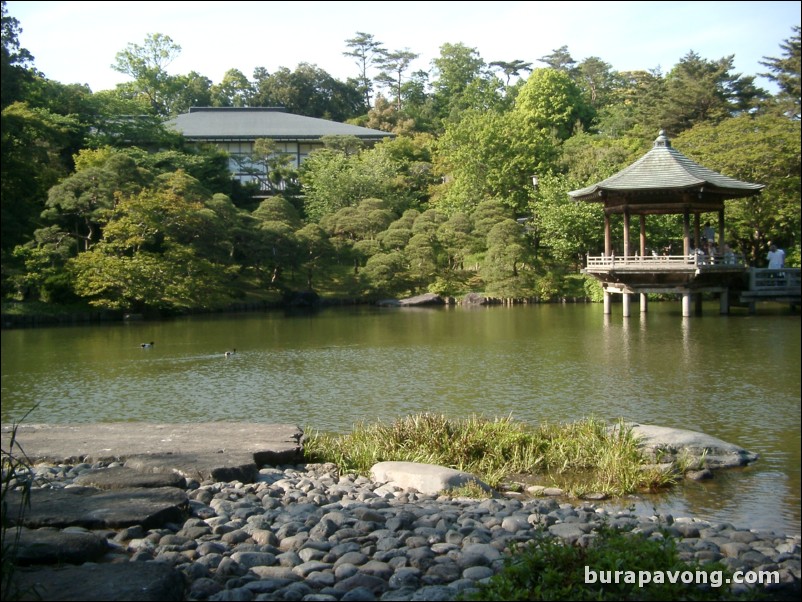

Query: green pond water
(2, 302), (799, 535)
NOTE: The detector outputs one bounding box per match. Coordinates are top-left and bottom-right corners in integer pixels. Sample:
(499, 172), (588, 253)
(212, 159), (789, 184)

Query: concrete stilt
(640, 293), (648, 313)
(603, 291), (611, 315)
(682, 293), (691, 317)
(622, 293), (631, 317)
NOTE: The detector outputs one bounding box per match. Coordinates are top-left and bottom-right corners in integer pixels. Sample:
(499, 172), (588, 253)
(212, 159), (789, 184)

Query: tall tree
(1, 0), (35, 108)
(343, 31), (384, 110)
(252, 63), (363, 120)
(111, 33), (182, 116)
(431, 42), (488, 123)
(538, 45), (577, 73)
(211, 68), (253, 107)
(375, 48), (419, 111)
(659, 51), (766, 135)
(760, 25), (801, 119)
(575, 56), (616, 108)
(489, 59), (533, 86)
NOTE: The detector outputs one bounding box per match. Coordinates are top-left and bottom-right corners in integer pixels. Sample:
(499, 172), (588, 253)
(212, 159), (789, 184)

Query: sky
(6, 1), (801, 94)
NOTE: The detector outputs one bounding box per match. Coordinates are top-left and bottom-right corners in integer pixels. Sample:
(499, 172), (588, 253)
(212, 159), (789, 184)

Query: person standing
(767, 244), (785, 269)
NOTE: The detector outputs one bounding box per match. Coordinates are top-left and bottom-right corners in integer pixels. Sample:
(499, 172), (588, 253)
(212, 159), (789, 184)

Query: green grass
(304, 414), (680, 497)
(462, 524), (754, 601)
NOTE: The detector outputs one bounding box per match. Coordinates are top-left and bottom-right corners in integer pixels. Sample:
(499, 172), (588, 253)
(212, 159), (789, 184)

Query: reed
(305, 414), (680, 497)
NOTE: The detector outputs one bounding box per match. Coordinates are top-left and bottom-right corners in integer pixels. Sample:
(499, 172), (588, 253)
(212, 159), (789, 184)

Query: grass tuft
(305, 414), (680, 497)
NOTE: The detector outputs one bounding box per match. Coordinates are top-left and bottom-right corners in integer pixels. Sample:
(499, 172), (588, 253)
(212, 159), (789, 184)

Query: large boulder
(624, 423), (759, 469)
(370, 461), (493, 495)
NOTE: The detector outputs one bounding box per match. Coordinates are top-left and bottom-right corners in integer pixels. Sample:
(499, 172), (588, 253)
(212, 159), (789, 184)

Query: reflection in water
(1, 303), (800, 535)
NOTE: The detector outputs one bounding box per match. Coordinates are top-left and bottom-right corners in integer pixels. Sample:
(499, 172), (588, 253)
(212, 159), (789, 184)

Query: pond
(2, 302), (799, 536)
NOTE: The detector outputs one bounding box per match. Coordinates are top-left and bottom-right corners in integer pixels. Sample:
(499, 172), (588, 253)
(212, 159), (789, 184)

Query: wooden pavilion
(569, 131), (765, 317)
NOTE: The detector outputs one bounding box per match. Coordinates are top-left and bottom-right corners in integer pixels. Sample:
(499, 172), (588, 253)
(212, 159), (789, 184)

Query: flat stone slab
(370, 461), (493, 495)
(10, 562), (184, 601)
(5, 486), (188, 529)
(15, 527), (109, 565)
(0, 422), (304, 465)
(74, 466), (187, 489)
(124, 452), (258, 483)
(626, 423), (759, 468)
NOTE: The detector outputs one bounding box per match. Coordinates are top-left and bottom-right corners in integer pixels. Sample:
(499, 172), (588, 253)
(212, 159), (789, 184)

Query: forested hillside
(2, 2), (799, 314)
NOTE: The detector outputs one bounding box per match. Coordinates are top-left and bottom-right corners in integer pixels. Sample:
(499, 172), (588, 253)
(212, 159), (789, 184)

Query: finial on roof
(654, 130), (671, 148)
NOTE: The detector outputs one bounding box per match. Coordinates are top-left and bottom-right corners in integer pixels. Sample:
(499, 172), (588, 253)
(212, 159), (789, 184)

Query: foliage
(306, 414), (679, 496)
(67, 172), (240, 311)
(760, 25), (801, 119)
(675, 114), (801, 266)
(2, 7), (800, 310)
(465, 525), (742, 601)
(658, 51), (767, 136)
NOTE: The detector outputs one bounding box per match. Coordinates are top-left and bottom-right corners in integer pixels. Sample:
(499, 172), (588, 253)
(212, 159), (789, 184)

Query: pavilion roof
(568, 132), (764, 212)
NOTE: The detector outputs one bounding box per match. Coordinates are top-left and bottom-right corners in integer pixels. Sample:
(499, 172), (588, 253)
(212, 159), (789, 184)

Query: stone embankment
(2, 423), (799, 601)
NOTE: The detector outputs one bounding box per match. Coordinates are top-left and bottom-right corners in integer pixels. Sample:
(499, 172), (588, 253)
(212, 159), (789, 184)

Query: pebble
(14, 461), (802, 600)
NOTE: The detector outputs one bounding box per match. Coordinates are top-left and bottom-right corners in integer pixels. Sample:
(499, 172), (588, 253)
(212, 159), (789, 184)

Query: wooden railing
(748, 268), (801, 294)
(585, 253), (745, 269)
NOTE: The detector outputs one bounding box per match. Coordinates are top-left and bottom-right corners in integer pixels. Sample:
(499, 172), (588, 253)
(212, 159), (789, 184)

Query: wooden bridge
(737, 268), (801, 311)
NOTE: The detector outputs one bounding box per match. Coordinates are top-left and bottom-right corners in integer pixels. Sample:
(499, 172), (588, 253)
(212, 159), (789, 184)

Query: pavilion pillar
(603, 291), (611, 315)
(640, 293), (648, 313)
(718, 209), (725, 247)
(694, 213), (701, 248)
(683, 209), (691, 255)
(622, 293), (631, 317)
(639, 215), (646, 256)
(720, 290), (729, 314)
(682, 293), (692, 317)
(604, 213), (611, 256)
(623, 209), (631, 259)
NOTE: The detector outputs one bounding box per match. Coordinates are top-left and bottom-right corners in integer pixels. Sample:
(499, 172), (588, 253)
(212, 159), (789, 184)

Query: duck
(224, 348), (236, 357)
(140, 341), (154, 348)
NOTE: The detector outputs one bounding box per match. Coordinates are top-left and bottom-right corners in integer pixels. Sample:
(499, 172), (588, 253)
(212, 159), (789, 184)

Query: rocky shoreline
(6, 459), (801, 601)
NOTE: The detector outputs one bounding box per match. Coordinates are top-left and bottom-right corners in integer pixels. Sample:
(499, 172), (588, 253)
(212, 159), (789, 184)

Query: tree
(111, 33), (183, 116)
(1, 102), (81, 250)
(760, 25), (801, 119)
(515, 68), (594, 140)
(659, 51), (766, 135)
(431, 42), (489, 123)
(68, 172), (237, 311)
(489, 59), (533, 87)
(375, 48), (419, 111)
(211, 68), (253, 107)
(1, 0), (35, 109)
(251, 63), (363, 120)
(232, 138), (299, 196)
(343, 31), (384, 110)
(675, 114), (800, 266)
(575, 56), (616, 109)
(538, 45), (577, 73)
(482, 218), (532, 297)
(295, 223), (333, 290)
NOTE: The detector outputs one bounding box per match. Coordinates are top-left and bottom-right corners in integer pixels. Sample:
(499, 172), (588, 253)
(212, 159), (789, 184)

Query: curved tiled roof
(167, 107), (394, 140)
(569, 131), (764, 202)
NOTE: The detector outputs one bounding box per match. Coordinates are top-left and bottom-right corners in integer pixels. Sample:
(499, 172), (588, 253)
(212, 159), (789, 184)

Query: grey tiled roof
(569, 132), (764, 201)
(167, 107), (394, 140)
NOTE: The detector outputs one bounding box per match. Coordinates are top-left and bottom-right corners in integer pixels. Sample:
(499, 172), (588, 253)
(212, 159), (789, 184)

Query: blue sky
(7, 1), (800, 93)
